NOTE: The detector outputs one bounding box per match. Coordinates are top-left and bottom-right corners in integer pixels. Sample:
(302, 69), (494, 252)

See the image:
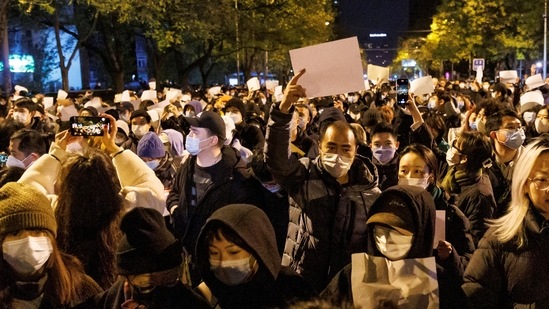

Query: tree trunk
(61, 67), (69, 91)
(0, 2), (11, 95)
(113, 70), (124, 92)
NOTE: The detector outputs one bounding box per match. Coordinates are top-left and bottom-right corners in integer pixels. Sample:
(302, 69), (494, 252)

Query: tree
(17, 0), (99, 91)
(87, 0), (334, 87)
(0, 0), (12, 94)
(419, 0), (543, 74)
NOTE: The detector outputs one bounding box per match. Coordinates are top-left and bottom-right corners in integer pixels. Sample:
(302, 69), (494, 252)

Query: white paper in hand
(290, 37), (365, 98)
(43, 97), (54, 110)
(499, 70), (517, 84)
(410, 76), (435, 96)
(141, 90), (157, 101)
(434, 210), (446, 249)
(274, 86), (284, 102)
(58, 105), (78, 121)
(367, 64), (390, 85)
(57, 89), (68, 100)
(476, 68), (483, 85)
(247, 77), (260, 92)
(265, 80), (279, 91)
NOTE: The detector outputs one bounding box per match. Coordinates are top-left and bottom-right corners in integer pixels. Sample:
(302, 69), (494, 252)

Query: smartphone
(0, 153), (7, 167)
(396, 78), (409, 106)
(70, 116), (110, 136)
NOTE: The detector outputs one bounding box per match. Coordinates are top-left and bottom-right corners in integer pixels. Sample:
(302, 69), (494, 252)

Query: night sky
(335, 0), (440, 66)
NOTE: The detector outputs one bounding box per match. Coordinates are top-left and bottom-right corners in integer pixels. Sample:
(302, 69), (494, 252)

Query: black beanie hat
(116, 207), (181, 275)
(225, 98), (246, 117)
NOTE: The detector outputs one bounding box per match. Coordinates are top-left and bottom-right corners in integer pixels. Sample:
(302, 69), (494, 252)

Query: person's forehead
(132, 116), (148, 123)
(372, 132), (396, 142)
(322, 126), (355, 144)
(400, 152), (427, 166)
(296, 106), (309, 115)
(14, 106), (29, 112)
(190, 126), (209, 134)
(226, 106), (240, 112)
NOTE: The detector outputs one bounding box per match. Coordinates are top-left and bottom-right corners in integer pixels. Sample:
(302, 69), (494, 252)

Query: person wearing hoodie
(224, 98), (265, 153)
(265, 70), (381, 292)
(195, 204), (316, 308)
(321, 185), (467, 308)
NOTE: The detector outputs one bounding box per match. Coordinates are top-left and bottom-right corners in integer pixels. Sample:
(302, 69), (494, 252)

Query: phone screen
(0, 153), (7, 167)
(70, 116), (109, 136)
(397, 79), (409, 106)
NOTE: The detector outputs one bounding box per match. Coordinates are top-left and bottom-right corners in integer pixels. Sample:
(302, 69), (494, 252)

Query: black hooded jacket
(195, 204), (316, 309)
(321, 186), (437, 304)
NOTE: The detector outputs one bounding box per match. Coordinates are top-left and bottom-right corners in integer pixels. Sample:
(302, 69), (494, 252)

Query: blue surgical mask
(499, 128), (525, 150)
(145, 159), (160, 170)
(469, 121), (477, 131)
(185, 136), (213, 156)
(372, 146), (396, 165)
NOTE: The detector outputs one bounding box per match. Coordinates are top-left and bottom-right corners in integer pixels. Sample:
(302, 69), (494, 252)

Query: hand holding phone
(396, 79), (409, 106)
(70, 116), (110, 136)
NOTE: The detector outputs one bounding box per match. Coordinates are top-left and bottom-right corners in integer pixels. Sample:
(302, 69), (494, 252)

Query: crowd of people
(0, 69), (548, 308)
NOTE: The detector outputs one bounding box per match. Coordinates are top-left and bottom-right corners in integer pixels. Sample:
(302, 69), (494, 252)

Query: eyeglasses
(452, 140), (463, 154)
(528, 177), (549, 191)
(500, 126), (524, 132)
(125, 268), (180, 294)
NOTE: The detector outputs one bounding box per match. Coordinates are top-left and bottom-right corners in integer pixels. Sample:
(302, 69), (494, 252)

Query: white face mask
(373, 226), (413, 260)
(398, 177), (430, 190)
(261, 98), (267, 105)
(320, 152), (353, 178)
(523, 112), (535, 125)
(6, 154), (32, 169)
(132, 125), (149, 138)
(535, 117), (549, 133)
(446, 146), (461, 166)
(3, 236), (53, 275)
(372, 146), (396, 165)
(475, 118), (486, 133)
(185, 136), (213, 156)
(145, 159), (161, 170)
(210, 256), (254, 286)
(13, 111), (30, 124)
(227, 112), (242, 125)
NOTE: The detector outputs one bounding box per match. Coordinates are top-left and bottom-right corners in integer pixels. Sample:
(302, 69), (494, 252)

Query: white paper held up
(410, 76), (435, 96)
(247, 77), (260, 92)
(290, 37), (365, 98)
(367, 64), (390, 85)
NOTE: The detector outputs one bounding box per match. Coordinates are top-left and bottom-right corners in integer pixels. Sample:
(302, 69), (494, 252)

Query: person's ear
(428, 172), (435, 184)
(489, 130), (497, 140)
(211, 135), (219, 146)
(459, 155), (468, 165)
(395, 141), (400, 150)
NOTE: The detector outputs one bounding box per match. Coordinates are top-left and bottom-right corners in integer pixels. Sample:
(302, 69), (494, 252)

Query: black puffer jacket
(266, 108), (381, 293)
(463, 206), (549, 308)
(195, 204), (316, 309)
